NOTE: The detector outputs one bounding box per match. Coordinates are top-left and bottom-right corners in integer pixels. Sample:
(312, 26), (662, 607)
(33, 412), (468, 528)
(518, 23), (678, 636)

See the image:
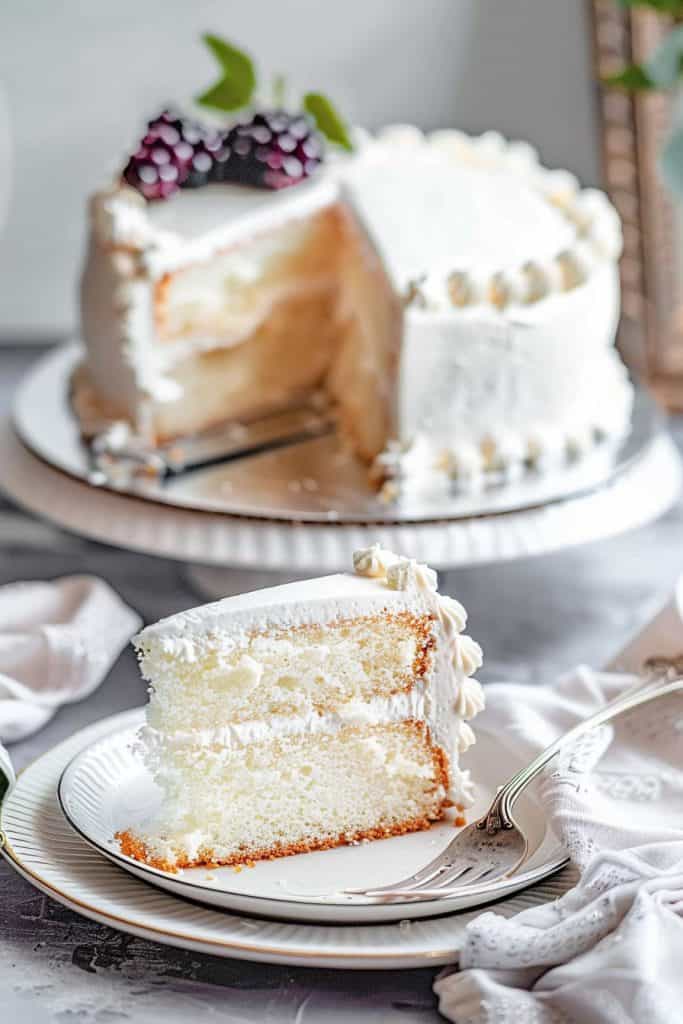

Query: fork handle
(477, 674), (683, 835)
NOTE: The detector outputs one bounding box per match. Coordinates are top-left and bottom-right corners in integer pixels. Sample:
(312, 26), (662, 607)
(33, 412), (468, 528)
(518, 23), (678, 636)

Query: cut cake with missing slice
(117, 547), (484, 870)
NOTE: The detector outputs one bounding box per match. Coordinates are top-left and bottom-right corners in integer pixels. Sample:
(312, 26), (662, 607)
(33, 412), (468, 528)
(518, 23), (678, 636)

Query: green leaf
(197, 79), (250, 112)
(602, 62), (657, 89)
(618, 0), (683, 13)
(196, 34), (256, 112)
(303, 92), (353, 151)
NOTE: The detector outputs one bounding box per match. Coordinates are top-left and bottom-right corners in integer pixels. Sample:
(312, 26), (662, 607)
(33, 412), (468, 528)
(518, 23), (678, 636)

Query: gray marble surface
(1, 346), (682, 1022)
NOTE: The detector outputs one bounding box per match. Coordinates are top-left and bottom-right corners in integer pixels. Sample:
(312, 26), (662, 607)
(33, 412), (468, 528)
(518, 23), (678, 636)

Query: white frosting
(386, 557), (438, 594)
(92, 178), (338, 277)
(340, 133), (574, 294)
(139, 679), (437, 752)
(137, 571), (434, 650)
(352, 543), (392, 579)
(383, 262), (632, 486)
(454, 676), (486, 720)
(451, 766), (476, 808)
(340, 127), (622, 311)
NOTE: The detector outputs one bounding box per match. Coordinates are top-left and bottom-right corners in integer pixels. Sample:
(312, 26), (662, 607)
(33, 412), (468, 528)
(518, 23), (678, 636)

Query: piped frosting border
(353, 543), (485, 800)
(359, 126), (622, 312)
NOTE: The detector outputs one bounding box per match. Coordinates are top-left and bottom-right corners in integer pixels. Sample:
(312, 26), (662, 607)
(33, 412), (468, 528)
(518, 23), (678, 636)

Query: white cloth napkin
(0, 576), (141, 757)
(435, 606), (683, 1023)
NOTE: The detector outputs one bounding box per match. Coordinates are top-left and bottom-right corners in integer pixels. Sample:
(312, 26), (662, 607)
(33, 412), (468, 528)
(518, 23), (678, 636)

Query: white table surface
(1, 345), (682, 1022)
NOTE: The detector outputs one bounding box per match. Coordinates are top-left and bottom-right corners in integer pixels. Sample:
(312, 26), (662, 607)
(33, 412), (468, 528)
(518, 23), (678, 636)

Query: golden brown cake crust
(117, 812), (445, 874)
(116, 815), (438, 872)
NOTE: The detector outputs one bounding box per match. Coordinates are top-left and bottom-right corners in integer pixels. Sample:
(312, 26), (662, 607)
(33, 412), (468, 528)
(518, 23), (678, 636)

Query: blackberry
(122, 109), (225, 199)
(174, 116), (225, 189)
(211, 110), (324, 190)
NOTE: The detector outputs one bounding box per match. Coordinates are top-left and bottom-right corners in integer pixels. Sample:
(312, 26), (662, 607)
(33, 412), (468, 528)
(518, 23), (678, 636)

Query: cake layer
(142, 612), (435, 733)
(80, 190), (400, 457)
(151, 287), (341, 441)
(329, 203), (402, 461)
(153, 207), (340, 348)
(79, 202), (343, 434)
(118, 720), (449, 870)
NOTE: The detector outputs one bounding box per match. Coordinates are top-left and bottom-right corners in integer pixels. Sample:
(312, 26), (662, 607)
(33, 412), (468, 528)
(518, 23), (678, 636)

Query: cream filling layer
(139, 679), (467, 752)
(151, 272), (337, 375)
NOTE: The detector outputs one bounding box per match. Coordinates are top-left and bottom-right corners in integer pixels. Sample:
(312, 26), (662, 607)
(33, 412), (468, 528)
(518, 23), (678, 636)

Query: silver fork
(348, 660), (683, 901)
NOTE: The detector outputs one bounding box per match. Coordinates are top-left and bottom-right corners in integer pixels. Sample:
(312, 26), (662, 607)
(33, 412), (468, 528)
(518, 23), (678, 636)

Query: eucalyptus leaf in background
(618, 0), (683, 12)
(645, 24), (683, 88)
(603, 63), (656, 89)
(605, 3), (683, 202)
(648, 30), (683, 197)
(660, 94), (683, 199)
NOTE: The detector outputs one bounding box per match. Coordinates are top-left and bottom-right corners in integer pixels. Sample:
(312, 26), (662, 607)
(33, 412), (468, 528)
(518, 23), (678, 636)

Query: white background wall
(0, 0), (600, 341)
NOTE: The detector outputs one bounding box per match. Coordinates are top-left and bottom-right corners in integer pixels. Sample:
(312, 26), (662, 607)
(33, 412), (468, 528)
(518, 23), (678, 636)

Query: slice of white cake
(118, 547), (484, 870)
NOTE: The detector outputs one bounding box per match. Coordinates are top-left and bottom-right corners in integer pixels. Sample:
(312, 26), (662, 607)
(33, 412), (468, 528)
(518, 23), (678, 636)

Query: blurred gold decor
(590, 0), (683, 408)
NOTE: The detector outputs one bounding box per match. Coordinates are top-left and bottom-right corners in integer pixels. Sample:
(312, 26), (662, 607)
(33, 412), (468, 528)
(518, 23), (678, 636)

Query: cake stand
(1, 342), (680, 587)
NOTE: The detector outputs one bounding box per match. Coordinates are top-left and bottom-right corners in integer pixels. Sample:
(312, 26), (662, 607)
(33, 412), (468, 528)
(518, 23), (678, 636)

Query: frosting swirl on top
(352, 546), (438, 593)
(352, 543), (393, 579)
(386, 557), (438, 594)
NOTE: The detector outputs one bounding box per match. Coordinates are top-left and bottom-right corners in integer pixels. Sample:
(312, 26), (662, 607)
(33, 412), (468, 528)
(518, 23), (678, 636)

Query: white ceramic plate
(1, 709), (577, 968)
(56, 709), (567, 924)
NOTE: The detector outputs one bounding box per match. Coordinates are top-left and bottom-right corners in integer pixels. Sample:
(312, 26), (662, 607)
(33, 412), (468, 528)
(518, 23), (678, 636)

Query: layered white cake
(79, 121), (631, 488)
(118, 547), (484, 870)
